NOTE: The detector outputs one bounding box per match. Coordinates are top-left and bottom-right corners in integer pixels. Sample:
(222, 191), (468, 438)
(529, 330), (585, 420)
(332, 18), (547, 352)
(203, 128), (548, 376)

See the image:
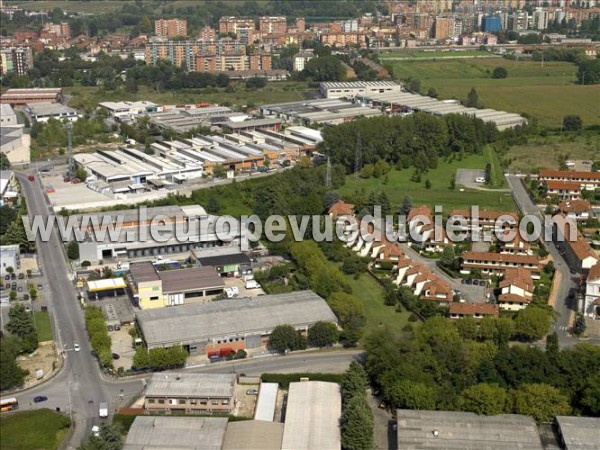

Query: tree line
(84, 306), (112, 368)
(365, 320), (600, 422)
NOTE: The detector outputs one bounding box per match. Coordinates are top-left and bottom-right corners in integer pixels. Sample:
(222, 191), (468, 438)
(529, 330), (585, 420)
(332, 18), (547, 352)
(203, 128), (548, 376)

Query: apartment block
(155, 18), (188, 37)
(0, 47), (33, 76)
(461, 252), (543, 278)
(540, 170), (600, 191)
(259, 16), (287, 34)
(219, 17), (256, 43)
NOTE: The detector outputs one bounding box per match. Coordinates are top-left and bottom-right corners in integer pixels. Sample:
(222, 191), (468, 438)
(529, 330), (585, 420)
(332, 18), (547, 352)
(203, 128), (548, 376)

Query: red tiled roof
(462, 251), (541, 265)
(449, 209), (518, 221)
(498, 293), (531, 304)
(545, 180), (581, 191)
(499, 268), (534, 293)
(449, 302), (499, 316)
(567, 232), (599, 262)
(588, 262), (600, 281)
(558, 199), (592, 214)
(408, 205), (432, 221)
(328, 201), (355, 218)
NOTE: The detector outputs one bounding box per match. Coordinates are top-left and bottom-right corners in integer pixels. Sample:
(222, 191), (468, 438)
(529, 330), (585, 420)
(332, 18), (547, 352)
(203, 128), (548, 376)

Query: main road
(507, 175), (578, 343)
(14, 170), (359, 447)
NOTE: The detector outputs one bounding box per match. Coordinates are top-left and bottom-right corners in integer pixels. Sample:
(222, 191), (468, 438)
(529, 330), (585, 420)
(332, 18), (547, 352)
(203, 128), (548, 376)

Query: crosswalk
(555, 325), (569, 332)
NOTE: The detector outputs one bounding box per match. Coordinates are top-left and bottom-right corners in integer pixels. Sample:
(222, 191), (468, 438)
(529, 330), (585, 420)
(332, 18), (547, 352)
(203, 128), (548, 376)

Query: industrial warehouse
(135, 290), (338, 355)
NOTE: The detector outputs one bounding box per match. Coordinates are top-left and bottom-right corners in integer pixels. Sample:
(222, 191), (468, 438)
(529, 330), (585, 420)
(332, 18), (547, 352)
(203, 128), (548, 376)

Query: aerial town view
(0, 0), (599, 449)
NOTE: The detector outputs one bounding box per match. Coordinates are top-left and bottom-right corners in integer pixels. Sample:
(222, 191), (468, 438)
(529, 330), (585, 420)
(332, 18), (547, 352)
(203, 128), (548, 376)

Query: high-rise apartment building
(0, 47), (33, 76)
(154, 18), (188, 37)
(258, 16), (287, 34)
(532, 9), (549, 30)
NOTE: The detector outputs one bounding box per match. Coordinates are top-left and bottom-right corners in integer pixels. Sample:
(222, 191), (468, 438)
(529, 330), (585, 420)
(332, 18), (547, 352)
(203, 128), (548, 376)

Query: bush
(307, 321), (340, 348)
(492, 66), (508, 79)
(84, 306), (112, 367)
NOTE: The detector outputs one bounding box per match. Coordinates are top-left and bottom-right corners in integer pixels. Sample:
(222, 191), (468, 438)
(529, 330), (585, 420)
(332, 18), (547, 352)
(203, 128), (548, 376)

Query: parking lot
(110, 323), (136, 371)
(456, 169), (486, 189)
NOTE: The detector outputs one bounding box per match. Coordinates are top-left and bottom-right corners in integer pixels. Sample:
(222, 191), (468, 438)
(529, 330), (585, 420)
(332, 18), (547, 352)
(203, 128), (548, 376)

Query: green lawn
(345, 273), (410, 341)
(34, 311), (53, 342)
(387, 58), (598, 128)
(505, 133), (600, 172)
(484, 145), (505, 188)
(337, 153), (515, 213)
(0, 409), (71, 450)
(65, 82), (313, 112)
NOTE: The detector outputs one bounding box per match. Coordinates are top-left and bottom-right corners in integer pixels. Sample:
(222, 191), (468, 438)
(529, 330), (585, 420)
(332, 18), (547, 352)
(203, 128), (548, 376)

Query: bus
(0, 397), (18, 412)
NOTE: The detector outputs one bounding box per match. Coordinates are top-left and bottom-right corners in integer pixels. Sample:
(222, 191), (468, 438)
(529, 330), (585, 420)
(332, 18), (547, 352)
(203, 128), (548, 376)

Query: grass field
(66, 82), (313, 112)
(380, 50), (492, 59)
(345, 273), (410, 342)
(337, 152), (515, 213)
(0, 409), (70, 450)
(505, 133), (600, 172)
(387, 58), (598, 128)
(34, 311), (53, 342)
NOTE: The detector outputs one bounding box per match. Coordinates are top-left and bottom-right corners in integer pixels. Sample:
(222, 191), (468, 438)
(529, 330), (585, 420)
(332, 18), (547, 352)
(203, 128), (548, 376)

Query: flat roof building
(320, 81), (402, 99)
(25, 102), (79, 123)
(556, 416), (600, 450)
(254, 382), (278, 422)
(396, 409), (544, 450)
(0, 88), (63, 106)
(144, 372), (236, 414)
(123, 416), (228, 450)
(282, 381), (341, 450)
(223, 421), (284, 450)
(136, 290), (337, 355)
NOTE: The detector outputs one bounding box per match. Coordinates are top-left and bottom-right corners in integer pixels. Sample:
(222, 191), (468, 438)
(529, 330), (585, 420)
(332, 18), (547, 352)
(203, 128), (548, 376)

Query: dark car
(465, 279), (473, 285)
(111, 353), (120, 360)
(4, 275), (9, 281)
(18, 273), (25, 279)
(33, 395), (48, 403)
(10, 273), (16, 280)
(11, 282), (17, 289)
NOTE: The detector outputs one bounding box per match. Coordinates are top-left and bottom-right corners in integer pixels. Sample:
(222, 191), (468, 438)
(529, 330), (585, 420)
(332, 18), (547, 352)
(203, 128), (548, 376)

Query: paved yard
(234, 383), (259, 418)
(456, 169), (486, 189)
(111, 324), (136, 370)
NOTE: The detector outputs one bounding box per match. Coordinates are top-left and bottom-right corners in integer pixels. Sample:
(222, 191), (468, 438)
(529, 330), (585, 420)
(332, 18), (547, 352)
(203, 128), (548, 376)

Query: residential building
(396, 409), (544, 450)
(25, 102), (79, 123)
(144, 372), (236, 414)
(482, 16), (502, 32)
(545, 180), (582, 201)
(448, 209), (518, 235)
(498, 268), (534, 311)
(41, 22), (71, 40)
(584, 262), (600, 318)
(0, 170), (18, 206)
(155, 18), (188, 38)
(259, 16), (287, 34)
(0, 244), (20, 276)
(0, 104), (30, 165)
(433, 16), (454, 39)
(0, 47), (33, 76)
(328, 201), (355, 220)
(319, 81), (402, 99)
(196, 52), (271, 73)
(539, 170), (600, 191)
(0, 104), (17, 126)
(219, 17), (256, 44)
(293, 49), (314, 72)
(281, 382), (341, 450)
(123, 416), (228, 450)
(560, 230), (599, 272)
(0, 88), (63, 106)
(136, 290), (338, 354)
(130, 262), (225, 309)
(498, 231), (532, 255)
(558, 199), (592, 222)
(223, 421), (284, 450)
(532, 8), (549, 30)
(449, 303), (499, 319)
(319, 32), (368, 48)
(461, 252), (543, 278)
(509, 11), (529, 31)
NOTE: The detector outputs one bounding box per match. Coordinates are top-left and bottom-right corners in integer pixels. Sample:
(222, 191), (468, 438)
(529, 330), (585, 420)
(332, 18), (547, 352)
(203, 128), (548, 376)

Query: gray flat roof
(137, 290), (338, 348)
(146, 372), (235, 398)
(556, 416), (600, 450)
(396, 409), (544, 450)
(123, 416), (228, 450)
(321, 81), (399, 89)
(223, 421), (284, 450)
(130, 261), (160, 283)
(26, 102), (77, 116)
(160, 266), (225, 293)
(254, 382), (278, 422)
(282, 381), (341, 450)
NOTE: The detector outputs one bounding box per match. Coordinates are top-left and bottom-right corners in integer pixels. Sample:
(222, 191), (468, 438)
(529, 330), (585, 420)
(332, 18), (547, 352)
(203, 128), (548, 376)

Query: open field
(9, 0), (253, 13)
(34, 311), (53, 342)
(380, 50), (492, 59)
(337, 152), (515, 213)
(65, 82), (313, 112)
(345, 273), (410, 342)
(505, 133), (600, 173)
(0, 409), (70, 450)
(387, 58), (598, 128)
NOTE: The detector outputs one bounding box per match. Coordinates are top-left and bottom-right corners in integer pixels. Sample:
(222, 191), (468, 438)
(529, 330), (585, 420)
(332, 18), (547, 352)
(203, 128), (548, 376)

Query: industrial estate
(0, 1), (599, 450)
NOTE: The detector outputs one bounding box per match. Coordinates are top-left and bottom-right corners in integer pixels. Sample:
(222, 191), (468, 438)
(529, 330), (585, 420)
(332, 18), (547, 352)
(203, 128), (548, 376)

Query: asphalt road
(506, 175), (578, 343)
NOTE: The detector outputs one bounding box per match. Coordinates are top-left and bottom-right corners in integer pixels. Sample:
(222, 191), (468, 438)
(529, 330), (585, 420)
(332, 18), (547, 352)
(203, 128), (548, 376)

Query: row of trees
(365, 319), (600, 421)
(132, 345), (188, 371)
(267, 322), (340, 353)
(340, 361), (374, 450)
(84, 306), (112, 368)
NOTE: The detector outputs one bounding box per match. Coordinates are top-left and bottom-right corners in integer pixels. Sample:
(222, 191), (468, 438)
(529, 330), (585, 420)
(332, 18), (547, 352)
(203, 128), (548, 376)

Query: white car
(74, 343), (80, 352)
(475, 177), (486, 183)
(91, 425), (100, 437)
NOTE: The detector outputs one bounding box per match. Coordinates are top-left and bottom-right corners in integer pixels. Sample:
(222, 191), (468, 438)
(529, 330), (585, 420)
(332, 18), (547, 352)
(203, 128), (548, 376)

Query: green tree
(562, 115), (582, 132)
(407, 78), (421, 93)
(66, 240), (79, 260)
(307, 321), (339, 348)
(455, 316), (478, 341)
(0, 205), (17, 235)
(387, 379), (437, 410)
(401, 195), (412, 215)
(80, 423), (122, 450)
(545, 332), (559, 358)
(75, 167), (87, 182)
(512, 383), (571, 422)
(326, 292), (366, 345)
(341, 360), (368, 403)
(440, 245), (455, 268)
(579, 371), (600, 416)
(460, 383), (510, 415)
(485, 163), (492, 184)
(0, 152), (11, 170)
(572, 313), (586, 336)
(6, 304), (38, 354)
(427, 87), (438, 98)
(514, 307), (551, 341)
(302, 56), (346, 82)
(0, 337), (27, 390)
(577, 58), (600, 85)
(492, 66), (508, 79)
(341, 395), (375, 450)
(268, 324), (303, 353)
(465, 87), (482, 108)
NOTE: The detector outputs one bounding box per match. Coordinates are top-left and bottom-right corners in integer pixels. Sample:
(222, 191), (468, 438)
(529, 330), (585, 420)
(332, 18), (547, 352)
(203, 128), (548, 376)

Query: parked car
(18, 273), (24, 279)
(3, 275), (9, 281)
(74, 343), (80, 352)
(37, 284), (43, 290)
(17, 286), (23, 292)
(10, 273), (16, 280)
(111, 353), (120, 360)
(465, 279), (473, 285)
(11, 282), (17, 289)
(33, 395), (48, 403)
(209, 355), (221, 363)
(27, 175), (35, 181)
(475, 177), (486, 183)
(91, 426), (100, 438)
(246, 389), (258, 396)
